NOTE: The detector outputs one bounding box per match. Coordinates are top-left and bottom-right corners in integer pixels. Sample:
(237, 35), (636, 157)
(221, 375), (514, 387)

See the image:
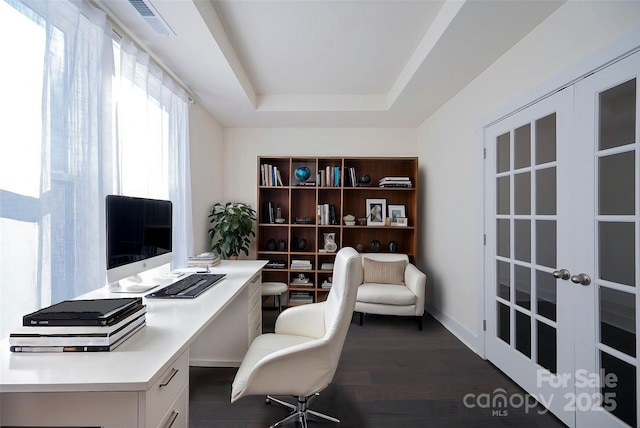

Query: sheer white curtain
(112, 38), (193, 271)
(0, 0), (113, 339)
(0, 0), (193, 339)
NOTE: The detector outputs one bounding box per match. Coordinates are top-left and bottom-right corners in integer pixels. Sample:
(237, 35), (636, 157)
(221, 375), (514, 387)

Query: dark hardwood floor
(189, 309), (567, 427)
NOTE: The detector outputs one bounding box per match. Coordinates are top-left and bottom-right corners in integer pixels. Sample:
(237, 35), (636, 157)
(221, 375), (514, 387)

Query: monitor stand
(109, 274), (160, 293)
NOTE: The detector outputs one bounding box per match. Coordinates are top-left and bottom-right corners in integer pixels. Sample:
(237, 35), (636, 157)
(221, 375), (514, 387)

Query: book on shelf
(265, 261), (286, 269)
(261, 163), (284, 186)
(321, 165), (342, 187)
(379, 176), (411, 182)
(291, 260), (312, 269)
(379, 182), (412, 188)
(316, 204), (337, 225)
(321, 280), (333, 289)
(379, 176), (412, 187)
(289, 291), (313, 303)
(344, 166), (357, 187)
(290, 281), (314, 288)
(10, 322), (146, 353)
(23, 297), (142, 327)
(320, 263), (334, 270)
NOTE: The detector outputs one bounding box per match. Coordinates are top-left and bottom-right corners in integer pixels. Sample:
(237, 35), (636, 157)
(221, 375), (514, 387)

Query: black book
(329, 204), (337, 225)
(265, 201), (275, 223)
(23, 297), (142, 327)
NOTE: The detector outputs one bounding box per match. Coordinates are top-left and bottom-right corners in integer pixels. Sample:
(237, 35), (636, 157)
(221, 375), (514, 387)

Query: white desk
(0, 260), (266, 428)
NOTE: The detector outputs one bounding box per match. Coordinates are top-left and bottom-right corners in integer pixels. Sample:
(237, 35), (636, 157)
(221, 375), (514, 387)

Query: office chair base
(266, 394), (339, 428)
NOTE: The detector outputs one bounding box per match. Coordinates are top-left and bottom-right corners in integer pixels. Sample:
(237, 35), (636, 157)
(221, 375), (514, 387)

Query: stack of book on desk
(188, 252), (221, 267)
(10, 297), (146, 353)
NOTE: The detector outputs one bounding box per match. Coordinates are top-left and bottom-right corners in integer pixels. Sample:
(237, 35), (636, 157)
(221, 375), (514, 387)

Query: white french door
(484, 51), (640, 427)
(484, 87), (576, 426)
(572, 52), (640, 428)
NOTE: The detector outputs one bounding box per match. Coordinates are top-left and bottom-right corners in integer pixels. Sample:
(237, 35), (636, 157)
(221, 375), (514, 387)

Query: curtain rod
(93, 0), (197, 106)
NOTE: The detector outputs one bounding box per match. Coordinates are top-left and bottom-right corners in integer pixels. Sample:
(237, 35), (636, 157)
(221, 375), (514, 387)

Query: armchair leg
(417, 315), (423, 331)
(359, 312), (364, 326)
(266, 394), (339, 428)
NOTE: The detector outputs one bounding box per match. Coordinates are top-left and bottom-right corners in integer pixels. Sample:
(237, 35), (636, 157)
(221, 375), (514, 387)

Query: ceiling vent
(128, 0), (175, 37)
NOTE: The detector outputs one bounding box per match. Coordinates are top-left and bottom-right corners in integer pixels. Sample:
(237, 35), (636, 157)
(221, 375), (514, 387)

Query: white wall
(418, 0), (640, 353)
(222, 127), (417, 257)
(189, 103), (224, 254)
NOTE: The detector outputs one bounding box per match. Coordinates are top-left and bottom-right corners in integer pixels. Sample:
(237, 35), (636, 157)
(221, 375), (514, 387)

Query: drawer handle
(159, 368), (179, 387)
(164, 410), (179, 428)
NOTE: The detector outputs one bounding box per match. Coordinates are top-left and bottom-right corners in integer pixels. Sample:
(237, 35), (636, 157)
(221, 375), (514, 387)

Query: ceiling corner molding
(192, 0), (257, 109)
(387, 0), (466, 108)
(257, 94), (388, 113)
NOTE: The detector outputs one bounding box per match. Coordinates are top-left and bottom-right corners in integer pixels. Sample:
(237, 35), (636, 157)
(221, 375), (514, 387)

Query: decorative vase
(267, 238), (276, 250)
(323, 233), (337, 252)
(356, 243), (364, 252)
(369, 239), (382, 252)
(388, 240), (398, 253)
(294, 166), (311, 181)
(278, 239), (287, 250)
(359, 174), (371, 184)
(297, 238), (307, 250)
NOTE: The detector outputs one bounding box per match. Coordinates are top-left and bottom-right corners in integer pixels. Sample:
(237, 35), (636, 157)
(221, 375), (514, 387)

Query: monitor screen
(106, 195), (173, 287)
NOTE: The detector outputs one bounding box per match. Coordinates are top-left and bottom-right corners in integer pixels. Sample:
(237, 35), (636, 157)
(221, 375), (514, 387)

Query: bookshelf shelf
(257, 156), (418, 306)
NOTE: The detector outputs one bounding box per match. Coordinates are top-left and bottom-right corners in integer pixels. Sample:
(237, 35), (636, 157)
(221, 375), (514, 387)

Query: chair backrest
(361, 253), (409, 265)
(322, 246), (361, 369)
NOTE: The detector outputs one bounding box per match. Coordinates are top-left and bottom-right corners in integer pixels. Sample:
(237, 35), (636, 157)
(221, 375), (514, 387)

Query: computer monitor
(106, 195), (172, 290)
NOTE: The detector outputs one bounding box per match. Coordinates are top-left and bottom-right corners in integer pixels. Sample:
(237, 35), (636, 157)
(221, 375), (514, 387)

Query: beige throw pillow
(363, 258), (405, 285)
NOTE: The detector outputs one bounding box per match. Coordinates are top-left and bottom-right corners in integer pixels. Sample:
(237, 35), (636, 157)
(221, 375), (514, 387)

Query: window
(0, 0), (192, 339)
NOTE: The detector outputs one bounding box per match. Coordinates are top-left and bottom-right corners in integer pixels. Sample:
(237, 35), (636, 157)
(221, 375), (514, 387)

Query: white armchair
(231, 247), (361, 427)
(354, 253), (427, 330)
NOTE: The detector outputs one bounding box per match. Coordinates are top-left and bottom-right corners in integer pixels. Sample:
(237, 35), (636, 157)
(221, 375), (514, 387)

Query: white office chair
(231, 247), (361, 427)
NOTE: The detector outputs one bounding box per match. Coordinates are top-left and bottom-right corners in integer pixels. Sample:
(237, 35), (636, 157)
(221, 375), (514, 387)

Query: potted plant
(343, 214), (356, 225)
(208, 202), (257, 259)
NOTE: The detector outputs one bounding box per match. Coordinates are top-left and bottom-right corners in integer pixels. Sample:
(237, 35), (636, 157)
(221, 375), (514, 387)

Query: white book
(10, 322), (146, 353)
(10, 314), (146, 347)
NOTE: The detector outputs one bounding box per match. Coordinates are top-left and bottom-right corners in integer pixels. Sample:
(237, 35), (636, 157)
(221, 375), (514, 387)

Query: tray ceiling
(95, 0), (564, 127)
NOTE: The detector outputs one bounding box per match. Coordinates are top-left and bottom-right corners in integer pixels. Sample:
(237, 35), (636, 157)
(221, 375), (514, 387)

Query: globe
(295, 166), (311, 181)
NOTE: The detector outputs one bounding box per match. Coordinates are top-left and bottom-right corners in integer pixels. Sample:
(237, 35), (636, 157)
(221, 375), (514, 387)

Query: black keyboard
(145, 273), (226, 299)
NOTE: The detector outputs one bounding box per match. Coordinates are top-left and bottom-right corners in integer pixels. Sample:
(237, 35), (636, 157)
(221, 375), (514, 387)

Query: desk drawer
(249, 298), (262, 339)
(249, 283), (261, 309)
(145, 349), (189, 428)
(155, 384), (188, 428)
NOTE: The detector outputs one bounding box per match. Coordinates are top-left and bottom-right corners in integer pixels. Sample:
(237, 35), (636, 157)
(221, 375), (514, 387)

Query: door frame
(478, 29), (640, 360)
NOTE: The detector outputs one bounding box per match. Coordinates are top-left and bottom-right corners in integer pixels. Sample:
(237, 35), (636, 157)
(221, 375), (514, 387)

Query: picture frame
(388, 205), (406, 226)
(366, 199), (386, 226)
(396, 217), (408, 227)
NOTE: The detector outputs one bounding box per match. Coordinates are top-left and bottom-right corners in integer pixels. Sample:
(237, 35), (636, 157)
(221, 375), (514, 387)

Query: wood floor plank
(189, 310), (567, 427)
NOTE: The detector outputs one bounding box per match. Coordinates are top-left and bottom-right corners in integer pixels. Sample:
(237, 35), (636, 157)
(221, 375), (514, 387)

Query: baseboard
(426, 304), (483, 357)
(189, 359), (241, 368)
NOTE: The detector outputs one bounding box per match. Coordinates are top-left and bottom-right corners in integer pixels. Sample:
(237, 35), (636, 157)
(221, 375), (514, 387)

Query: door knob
(553, 269), (571, 280)
(570, 273), (591, 286)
